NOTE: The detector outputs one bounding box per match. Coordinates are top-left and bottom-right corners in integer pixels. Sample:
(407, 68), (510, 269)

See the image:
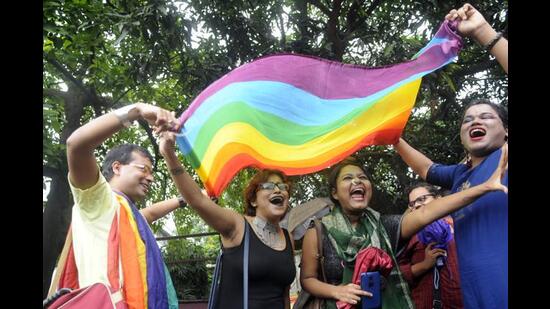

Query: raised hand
(158, 131), (178, 158)
(137, 103), (180, 133)
(483, 143), (508, 194)
(445, 3), (490, 39)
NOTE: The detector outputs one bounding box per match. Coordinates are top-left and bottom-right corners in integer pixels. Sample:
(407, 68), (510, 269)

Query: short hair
(101, 144), (154, 181)
(243, 169), (291, 216)
(463, 99), (508, 129)
(405, 182), (441, 200)
(327, 156), (370, 204)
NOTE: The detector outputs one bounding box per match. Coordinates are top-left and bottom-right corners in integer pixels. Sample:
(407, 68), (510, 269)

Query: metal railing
(157, 231), (221, 304)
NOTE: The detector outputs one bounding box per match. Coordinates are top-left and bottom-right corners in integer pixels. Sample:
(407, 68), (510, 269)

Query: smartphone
(360, 271), (381, 309)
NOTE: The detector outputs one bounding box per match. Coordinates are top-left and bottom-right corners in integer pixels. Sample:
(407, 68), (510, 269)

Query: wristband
(177, 195), (187, 209)
(113, 104), (138, 128)
(483, 32), (503, 51)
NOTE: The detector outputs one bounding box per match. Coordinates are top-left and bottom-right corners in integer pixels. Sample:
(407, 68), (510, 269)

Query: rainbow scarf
(57, 192), (178, 309)
(176, 21), (462, 197)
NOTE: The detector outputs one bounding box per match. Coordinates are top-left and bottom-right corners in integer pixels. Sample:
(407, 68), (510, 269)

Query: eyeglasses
(129, 163), (153, 175)
(408, 194), (434, 209)
(258, 182), (289, 192)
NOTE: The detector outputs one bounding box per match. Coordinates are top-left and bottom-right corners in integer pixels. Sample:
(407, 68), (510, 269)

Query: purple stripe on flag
(179, 21), (461, 124)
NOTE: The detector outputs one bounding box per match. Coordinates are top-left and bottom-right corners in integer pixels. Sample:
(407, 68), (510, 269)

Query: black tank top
(215, 219), (296, 309)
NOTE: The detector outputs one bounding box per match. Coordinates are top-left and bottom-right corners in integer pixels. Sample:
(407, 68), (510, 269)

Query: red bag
(46, 282), (127, 309)
(46, 216), (128, 309)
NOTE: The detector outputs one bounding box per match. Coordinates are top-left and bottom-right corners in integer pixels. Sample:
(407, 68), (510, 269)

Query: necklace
(252, 216), (284, 249)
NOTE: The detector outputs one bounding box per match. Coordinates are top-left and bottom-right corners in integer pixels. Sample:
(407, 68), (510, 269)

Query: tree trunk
(42, 85), (86, 297)
(42, 168), (71, 298)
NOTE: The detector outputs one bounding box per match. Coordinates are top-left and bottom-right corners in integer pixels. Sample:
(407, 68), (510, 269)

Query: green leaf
(43, 38), (54, 52)
(63, 39), (72, 49)
(441, 72), (457, 93)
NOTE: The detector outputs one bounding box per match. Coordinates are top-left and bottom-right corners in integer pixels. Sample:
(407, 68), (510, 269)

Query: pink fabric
(336, 247), (394, 309)
(48, 282), (127, 309)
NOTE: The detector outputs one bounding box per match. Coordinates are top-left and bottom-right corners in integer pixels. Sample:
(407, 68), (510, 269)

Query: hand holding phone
(360, 272), (381, 309)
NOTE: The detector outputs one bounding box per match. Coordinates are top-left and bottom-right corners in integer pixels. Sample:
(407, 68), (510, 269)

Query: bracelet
(113, 104), (138, 128)
(483, 32), (503, 51)
(170, 167), (185, 176)
(177, 195), (187, 208)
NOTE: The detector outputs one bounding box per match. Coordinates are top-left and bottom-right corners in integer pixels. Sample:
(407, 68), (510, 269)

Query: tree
(43, 0), (507, 298)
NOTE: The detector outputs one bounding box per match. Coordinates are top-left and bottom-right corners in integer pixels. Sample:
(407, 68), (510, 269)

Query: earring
(252, 203), (257, 208)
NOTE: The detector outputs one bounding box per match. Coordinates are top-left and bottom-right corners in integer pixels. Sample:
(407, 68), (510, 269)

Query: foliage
(163, 238), (214, 300)
(43, 0), (508, 299)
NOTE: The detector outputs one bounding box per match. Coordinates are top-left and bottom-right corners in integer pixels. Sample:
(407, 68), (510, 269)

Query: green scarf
(321, 205), (414, 309)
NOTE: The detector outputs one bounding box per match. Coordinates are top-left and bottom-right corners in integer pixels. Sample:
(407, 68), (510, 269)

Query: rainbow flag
(176, 21), (462, 197)
(55, 192), (178, 309)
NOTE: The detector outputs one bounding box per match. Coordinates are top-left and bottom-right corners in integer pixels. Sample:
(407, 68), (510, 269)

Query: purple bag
(417, 218), (453, 267)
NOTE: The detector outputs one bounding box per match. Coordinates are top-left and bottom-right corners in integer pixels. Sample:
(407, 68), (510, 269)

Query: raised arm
(140, 197), (181, 224)
(393, 138), (434, 180)
(66, 103), (178, 189)
(158, 132), (242, 245)
(447, 3), (508, 73)
(400, 144), (507, 239)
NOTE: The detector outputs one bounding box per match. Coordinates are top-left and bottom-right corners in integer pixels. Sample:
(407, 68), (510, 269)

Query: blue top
(427, 148), (508, 309)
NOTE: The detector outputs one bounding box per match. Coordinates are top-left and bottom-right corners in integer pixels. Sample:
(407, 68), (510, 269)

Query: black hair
(405, 182), (441, 199)
(463, 99), (508, 129)
(327, 156), (370, 205)
(101, 144), (154, 181)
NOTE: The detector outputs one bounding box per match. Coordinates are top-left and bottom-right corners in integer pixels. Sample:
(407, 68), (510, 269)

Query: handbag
(44, 282), (126, 309)
(207, 220), (250, 309)
(294, 219), (326, 309)
(43, 225), (127, 309)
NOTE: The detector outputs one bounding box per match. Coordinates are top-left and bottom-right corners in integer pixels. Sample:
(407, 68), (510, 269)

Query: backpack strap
(243, 220), (250, 308)
(313, 219), (327, 282)
(47, 225), (74, 298)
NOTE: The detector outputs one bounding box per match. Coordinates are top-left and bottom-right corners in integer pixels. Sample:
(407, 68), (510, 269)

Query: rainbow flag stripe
(176, 21), (462, 196)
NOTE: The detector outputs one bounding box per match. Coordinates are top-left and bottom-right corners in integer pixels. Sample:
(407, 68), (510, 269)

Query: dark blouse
(216, 220), (296, 309)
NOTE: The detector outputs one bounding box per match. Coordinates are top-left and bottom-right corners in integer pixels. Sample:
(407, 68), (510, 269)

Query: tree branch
(43, 88), (69, 100)
(325, 0), (344, 60)
(43, 165), (60, 178)
(308, 0), (331, 16)
(344, 0), (382, 39)
(455, 58), (499, 76)
(345, 0), (365, 33)
(137, 119), (161, 170)
(43, 52), (93, 99)
(278, 10), (286, 47)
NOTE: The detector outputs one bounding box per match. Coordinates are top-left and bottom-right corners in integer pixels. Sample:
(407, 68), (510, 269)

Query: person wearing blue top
(393, 3), (508, 308)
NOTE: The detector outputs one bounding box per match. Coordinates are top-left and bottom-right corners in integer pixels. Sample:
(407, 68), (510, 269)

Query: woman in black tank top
(158, 137), (297, 309)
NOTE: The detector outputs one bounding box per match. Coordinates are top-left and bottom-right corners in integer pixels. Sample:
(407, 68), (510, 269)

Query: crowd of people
(46, 3), (507, 309)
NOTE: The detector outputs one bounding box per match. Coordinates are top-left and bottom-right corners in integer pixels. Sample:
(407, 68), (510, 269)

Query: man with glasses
(51, 103), (182, 308)
(398, 183), (463, 309)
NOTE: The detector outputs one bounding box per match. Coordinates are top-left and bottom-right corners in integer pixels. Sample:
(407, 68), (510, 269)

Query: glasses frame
(408, 193), (435, 209)
(128, 162), (154, 175)
(258, 182), (289, 192)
